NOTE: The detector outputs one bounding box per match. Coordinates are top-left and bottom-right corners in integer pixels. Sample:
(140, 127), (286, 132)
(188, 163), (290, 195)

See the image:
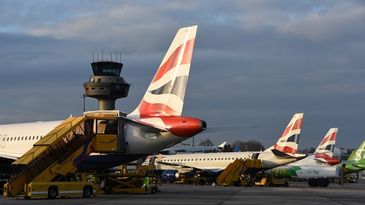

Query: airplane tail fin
(129, 25), (198, 117)
(268, 113), (303, 155)
(348, 141), (365, 162)
(314, 128), (338, 157)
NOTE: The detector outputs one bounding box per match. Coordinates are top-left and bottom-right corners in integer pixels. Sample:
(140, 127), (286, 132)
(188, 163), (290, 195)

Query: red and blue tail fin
(314, 128), (340, 165)
(129, 25), (197, 118)
(267, 113), (303, 155)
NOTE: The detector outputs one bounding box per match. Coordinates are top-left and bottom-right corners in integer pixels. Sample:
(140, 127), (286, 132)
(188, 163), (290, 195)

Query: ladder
(4, 116), (95, 197)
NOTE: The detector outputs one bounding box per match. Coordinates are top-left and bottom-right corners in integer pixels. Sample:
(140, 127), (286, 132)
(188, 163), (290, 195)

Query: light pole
(81, 94), (86, 113)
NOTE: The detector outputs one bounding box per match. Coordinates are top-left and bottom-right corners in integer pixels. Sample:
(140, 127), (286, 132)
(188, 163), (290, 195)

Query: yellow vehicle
(23, 181), (100, 199)
(3, 114), (118, 199)
(255, 176), (289, 187)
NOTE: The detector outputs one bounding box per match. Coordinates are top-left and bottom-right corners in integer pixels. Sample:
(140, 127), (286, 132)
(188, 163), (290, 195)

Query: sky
(0, 0), (365, 149)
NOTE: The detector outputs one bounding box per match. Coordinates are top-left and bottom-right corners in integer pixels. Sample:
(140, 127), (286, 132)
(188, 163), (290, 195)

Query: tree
(299, 147), (315, 154)
(198, 139), (214, 146)
(231, 140), (265, 151)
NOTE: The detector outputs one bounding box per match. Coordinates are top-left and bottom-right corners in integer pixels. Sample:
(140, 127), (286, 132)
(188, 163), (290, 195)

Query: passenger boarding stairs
(5, 116), (95, 197)
(216, 159), (262, 186)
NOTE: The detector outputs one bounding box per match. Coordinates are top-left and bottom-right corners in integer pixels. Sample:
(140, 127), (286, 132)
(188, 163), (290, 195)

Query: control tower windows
(91, 62), (122, 76)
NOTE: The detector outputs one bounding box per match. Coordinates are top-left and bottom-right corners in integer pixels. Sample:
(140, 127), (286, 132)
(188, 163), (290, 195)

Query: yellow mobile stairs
(216, 159), (263, 186)
(3, 112), (122, 199)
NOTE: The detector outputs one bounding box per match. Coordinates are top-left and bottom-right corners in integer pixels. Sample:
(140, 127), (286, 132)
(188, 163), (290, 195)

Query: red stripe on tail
(280, 118), (302, 138)
(152, 39), (195, 83)
(138, 100), (179, 117)
(274, 144), (297, 154)
(292, 118), (303, 130)
(320, 132), (337, 146)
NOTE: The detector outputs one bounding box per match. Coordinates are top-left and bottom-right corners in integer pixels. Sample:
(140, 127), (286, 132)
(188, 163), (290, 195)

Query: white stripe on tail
(129, 25), (197, 118)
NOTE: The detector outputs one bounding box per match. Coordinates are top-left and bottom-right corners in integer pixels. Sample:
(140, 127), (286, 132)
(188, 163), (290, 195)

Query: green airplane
(340, 141), (365, 175)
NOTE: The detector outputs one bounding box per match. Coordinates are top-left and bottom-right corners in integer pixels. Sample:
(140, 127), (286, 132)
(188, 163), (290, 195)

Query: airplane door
(0, 134), (6, 148)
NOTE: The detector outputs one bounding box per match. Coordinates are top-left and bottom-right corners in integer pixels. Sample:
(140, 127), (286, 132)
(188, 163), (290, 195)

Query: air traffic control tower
(83, 61), (130, 110)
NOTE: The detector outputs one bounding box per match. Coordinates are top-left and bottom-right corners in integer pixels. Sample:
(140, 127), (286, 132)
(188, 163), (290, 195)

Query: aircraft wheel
(83, 186), (93, 198)
(48, 186), (58, 199)
(308, 179), (318, 187)
(318, 179), (329, 187)
(151, 187), (158, 194)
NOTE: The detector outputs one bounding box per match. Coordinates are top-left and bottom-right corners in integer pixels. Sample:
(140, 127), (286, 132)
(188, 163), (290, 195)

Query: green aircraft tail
(348, 141), (365, 162)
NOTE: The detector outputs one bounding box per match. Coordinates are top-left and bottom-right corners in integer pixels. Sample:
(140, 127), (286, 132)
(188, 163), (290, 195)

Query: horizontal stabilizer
(120, 116), (168, 133)
(271, 149), (307, 159)
(0, 154), (18, 161)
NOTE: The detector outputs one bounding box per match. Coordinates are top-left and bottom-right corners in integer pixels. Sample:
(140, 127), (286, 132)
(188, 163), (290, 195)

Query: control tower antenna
(83, 58), (130, 110)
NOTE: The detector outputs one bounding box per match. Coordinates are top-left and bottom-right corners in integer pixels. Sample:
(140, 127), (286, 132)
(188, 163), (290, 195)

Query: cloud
(278, 2), (365, 41)
(1, 1), (365, 149)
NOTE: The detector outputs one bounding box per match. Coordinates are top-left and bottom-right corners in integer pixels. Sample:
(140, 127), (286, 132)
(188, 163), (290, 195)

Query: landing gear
(308, 179), (318, 187)
(308, 178), (329, 187)
(317, 178), (329, 187)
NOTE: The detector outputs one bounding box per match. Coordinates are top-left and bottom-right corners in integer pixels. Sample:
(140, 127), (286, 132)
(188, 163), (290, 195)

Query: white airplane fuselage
(0, 118), (198, 162)
(154, 151), (300, 173)
(0, 121), (62, 160)
(269, 155), (341, 179)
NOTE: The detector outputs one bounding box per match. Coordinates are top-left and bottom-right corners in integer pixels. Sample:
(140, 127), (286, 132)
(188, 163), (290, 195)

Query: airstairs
(216, 159), (263, 186)
(3, 112), (121, 198)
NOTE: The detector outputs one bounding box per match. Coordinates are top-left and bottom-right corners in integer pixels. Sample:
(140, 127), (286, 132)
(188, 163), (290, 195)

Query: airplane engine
(162, 170), (179, 183)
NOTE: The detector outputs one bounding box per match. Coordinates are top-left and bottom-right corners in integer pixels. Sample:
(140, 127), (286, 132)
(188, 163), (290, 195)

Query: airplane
(158, 141), (227, 155)
(269, 128), (341, 187)
(145, 113), (306, 182)
(341, 141), (365, 175)
(0, 25), (206, 174)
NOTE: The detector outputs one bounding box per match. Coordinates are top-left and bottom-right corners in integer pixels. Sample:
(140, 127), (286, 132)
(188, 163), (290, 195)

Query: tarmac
(1, 181), (364, 205)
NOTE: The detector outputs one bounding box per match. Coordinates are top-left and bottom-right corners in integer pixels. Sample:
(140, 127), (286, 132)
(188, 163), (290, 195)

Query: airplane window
(17, 137), (20, 141)
(21, 137), (23, 140)
(7, 138), (9, 141)
(32, 136), (35, 140)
